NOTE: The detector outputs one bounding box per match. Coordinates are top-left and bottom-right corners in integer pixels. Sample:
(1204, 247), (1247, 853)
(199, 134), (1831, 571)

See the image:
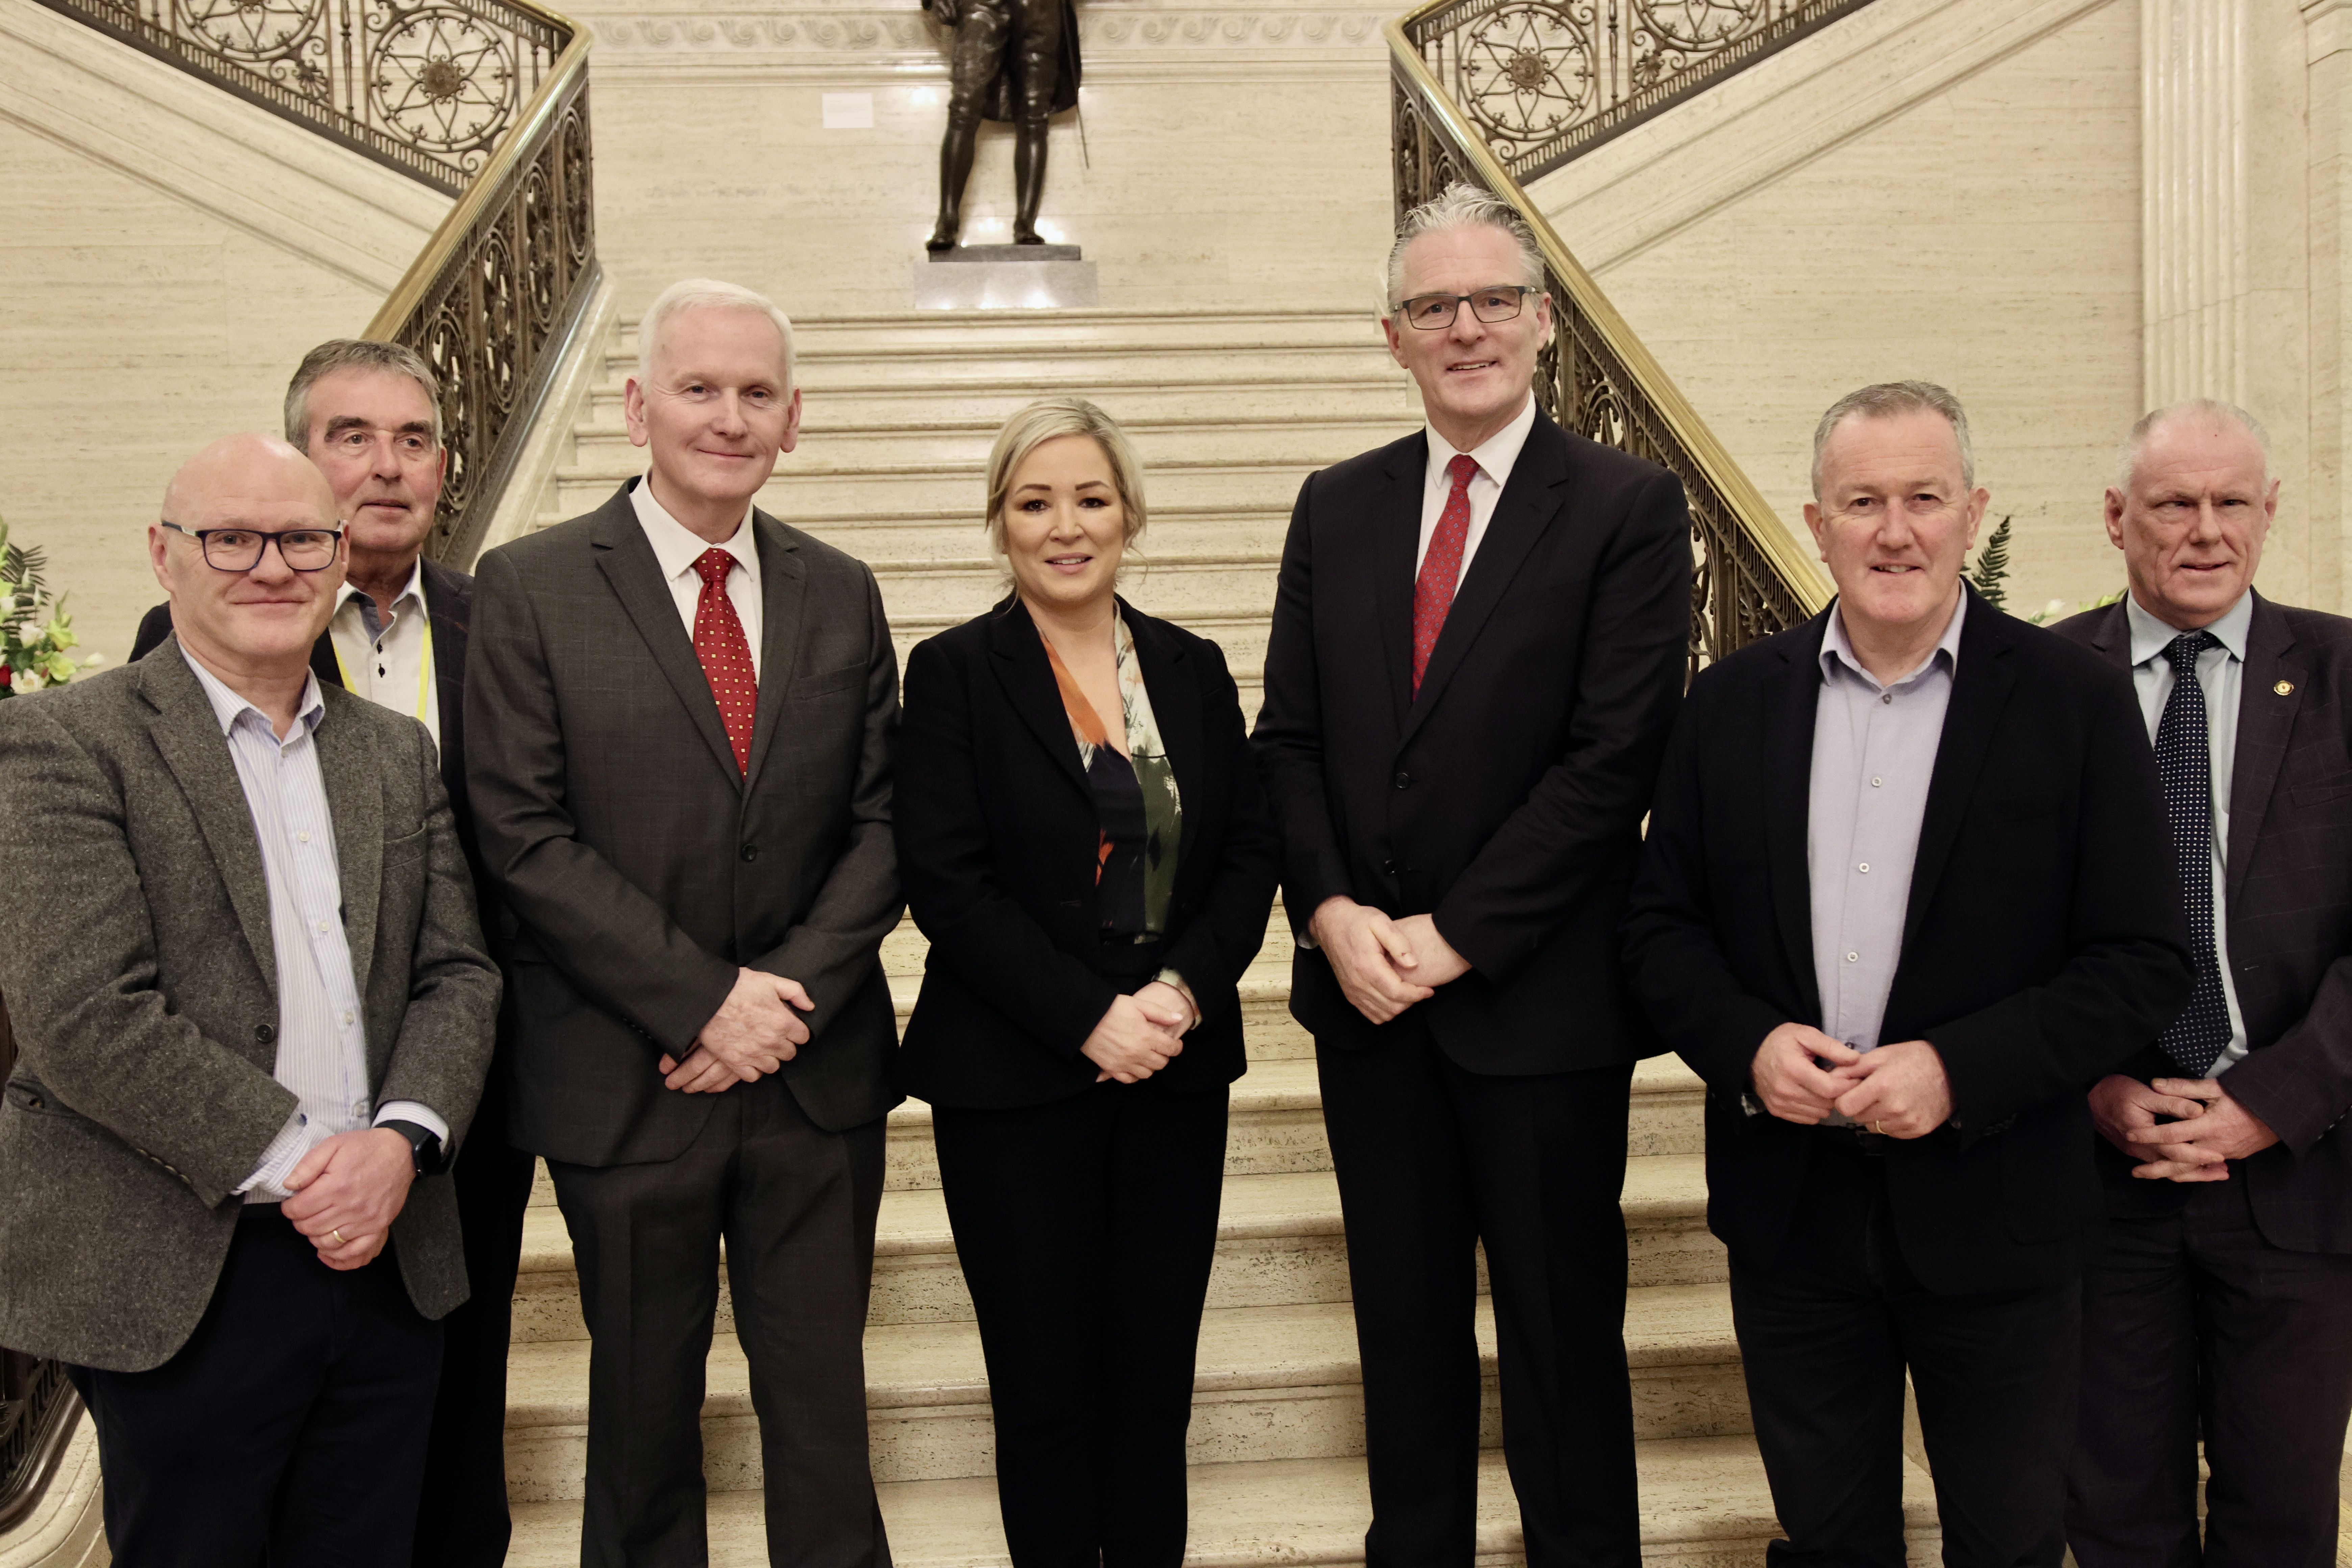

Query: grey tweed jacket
(0, 638), (501, 1371)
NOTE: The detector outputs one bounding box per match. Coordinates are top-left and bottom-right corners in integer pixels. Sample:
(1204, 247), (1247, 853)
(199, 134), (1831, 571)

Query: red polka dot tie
(691, 548), (758, 774)
(1413, 454), (1480, 694)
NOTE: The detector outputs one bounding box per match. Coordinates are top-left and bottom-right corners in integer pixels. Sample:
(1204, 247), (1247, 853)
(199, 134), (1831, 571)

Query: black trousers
(547, 1073), (891, 1568)
(932, 1080), (1229, 1568)
(1729, 1140), (2080, 1567)
(68, 1206), (444, 1568)
(1316, 1024), (1640, 1568)
(412, 1077), (539, 1568)
(2067, 1170), (2352, 1568)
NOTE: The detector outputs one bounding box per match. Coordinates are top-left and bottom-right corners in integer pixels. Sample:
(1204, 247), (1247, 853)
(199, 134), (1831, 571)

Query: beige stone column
(2143, 0), (2251, 405)
(2307, 0), (2352, 610)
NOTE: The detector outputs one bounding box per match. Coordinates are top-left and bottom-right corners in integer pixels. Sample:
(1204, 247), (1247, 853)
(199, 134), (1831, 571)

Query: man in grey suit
(0, 433), (500, 1566)
(466, 278), (902, 1566)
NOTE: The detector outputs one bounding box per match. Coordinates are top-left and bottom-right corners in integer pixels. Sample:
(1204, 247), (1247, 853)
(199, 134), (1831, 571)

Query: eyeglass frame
(1391, 284), (1542, 330)
(159, 520), (347, 573)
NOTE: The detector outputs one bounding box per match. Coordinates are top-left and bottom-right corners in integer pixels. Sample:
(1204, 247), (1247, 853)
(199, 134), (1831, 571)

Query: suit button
(254, 1024), (276, 1044)
(1394, 772), (1411, 789)
(26, 1096), (42, 1111)
(741, 845), (759, 863)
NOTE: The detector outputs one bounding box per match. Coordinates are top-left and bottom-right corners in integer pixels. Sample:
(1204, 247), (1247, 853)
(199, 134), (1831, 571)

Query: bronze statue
(922, 0), (1081, 250)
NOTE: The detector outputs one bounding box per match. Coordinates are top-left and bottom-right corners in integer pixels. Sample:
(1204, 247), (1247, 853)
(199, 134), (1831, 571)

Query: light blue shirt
(179, 649), (446, 1199)
(1808, 594), (1966, 1090)
(2125, 589), (2253, 1074)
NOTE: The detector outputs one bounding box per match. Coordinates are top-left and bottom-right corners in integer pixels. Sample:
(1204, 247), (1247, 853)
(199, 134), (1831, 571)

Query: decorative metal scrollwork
(1407, 0), (1879, 183)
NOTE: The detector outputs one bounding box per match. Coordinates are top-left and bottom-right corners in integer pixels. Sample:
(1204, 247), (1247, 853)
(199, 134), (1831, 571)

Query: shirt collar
(2125, 588), (2252, 667)
(1426, 392), (1539, 492)
(333, 557), (425, 619)
(1820, 589), (1967, 693)
(631, 474), (760, 585)
(180, 643), (326, 739)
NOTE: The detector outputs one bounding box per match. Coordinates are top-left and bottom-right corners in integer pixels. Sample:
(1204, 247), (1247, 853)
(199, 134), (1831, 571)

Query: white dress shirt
(2125, 589), (2254, 1074)
(1415, 392), (1539, 581)
(179, 649), (447, 1200)
(330, 559), (440, 753)
(630, 475), (763, 679)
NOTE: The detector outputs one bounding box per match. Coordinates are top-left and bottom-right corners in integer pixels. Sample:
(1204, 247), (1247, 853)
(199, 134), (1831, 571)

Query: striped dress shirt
(179, 649), (445, 1201)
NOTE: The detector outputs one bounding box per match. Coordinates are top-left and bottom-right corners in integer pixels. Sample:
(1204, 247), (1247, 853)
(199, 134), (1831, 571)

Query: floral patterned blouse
(1040, 613), (1183, 941)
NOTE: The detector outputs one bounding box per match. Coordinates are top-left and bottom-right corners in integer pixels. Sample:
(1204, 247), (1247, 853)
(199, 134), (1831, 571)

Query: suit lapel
(1399, 419), (1570, 750)
(2079, 598), (2132, 673)
(744, 514), (808, 788)
(1371, 434), (1427, 734)
(309, 631), (343, 691)
(2227, 593), (2301, 907)
(589, 488), (743, 789)
(420, 559), (469, 756)
(1127, 607), (1203, 859)
(1900, 591), (2018, 956)
(315, 694), (383, 1006)
(137, 642), (278, 995)
(988, 598), (1090, 795)
(1763, 616), (1828, 1021)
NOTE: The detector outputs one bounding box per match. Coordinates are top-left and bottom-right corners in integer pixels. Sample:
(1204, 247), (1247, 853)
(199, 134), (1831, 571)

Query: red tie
(1413, 454), (1479, 693)
(691, 548), (757, 774)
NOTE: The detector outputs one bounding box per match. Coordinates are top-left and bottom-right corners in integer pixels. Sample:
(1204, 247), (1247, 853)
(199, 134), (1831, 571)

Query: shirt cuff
(1152, 969), (1202, 1033)
(374, 1101), (448, 1147)
(237, 1110), (324, 1201)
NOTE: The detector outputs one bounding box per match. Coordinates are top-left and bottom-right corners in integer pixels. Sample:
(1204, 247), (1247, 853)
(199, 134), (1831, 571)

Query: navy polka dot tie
(691, 548), (758, 775)
(2155, 630), (2231, 1076)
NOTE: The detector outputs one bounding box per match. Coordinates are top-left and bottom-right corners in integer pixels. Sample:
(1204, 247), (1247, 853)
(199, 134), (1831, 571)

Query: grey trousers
(548, 1073), (891, 1568)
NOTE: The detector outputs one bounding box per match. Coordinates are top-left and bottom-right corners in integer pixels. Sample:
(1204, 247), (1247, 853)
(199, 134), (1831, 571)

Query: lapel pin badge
(2275, 679), (2295, 695)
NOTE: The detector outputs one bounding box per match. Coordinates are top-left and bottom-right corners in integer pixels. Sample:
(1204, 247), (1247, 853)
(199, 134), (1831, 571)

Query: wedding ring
(330, 1227), (346, 1245)
(1871, 1121), (1885, 1136)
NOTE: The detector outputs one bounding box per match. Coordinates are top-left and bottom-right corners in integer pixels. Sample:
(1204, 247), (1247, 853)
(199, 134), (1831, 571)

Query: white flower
(16, 670), (45, 692)
(81, 651), (106, 668)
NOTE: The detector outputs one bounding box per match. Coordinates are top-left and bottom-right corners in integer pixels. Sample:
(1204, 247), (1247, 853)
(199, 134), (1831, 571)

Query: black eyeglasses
(1393, 285), (1538, 330)
(160, 521), (345, 573)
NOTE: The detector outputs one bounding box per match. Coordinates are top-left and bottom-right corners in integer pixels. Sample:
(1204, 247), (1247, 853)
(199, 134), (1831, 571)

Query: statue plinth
(914, 241), (1098, 310)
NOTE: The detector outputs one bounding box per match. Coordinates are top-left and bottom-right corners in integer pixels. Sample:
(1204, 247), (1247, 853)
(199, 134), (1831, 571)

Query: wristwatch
(378, 1119), (449, 1177)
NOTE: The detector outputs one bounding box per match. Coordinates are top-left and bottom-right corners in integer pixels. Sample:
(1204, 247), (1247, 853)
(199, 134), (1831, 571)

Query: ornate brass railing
(363, 22), (599, 565)
(1401, 0), (1879, 185)
(1391, 8), (1829, 668)
(29, 0), (567, 194)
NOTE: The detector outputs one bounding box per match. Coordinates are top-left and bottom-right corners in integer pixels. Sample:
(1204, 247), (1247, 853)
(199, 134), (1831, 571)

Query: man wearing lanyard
(130, 340), (534, 1568)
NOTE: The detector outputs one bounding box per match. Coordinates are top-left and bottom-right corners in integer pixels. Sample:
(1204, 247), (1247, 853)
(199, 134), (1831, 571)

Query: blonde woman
(893, 398), (1281, 1566)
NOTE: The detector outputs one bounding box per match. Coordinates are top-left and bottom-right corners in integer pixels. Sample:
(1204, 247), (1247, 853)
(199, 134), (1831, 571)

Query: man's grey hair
(1382, 182), (1546, 317)
(639, 277), (796, 390)
(2115, 398), (2272, 491)
(283, 339), (442, 449)
(1810, 380), (1975, 497)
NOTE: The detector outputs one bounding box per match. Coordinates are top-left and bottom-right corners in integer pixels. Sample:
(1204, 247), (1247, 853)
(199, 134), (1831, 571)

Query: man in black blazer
(1254, 185), (1692, 1566)
(127, 339), (534, 1568)
(1623, 382), (2194, 1567)
(2052, 401), (2352, 1568)
(466, 279), (901, 1567)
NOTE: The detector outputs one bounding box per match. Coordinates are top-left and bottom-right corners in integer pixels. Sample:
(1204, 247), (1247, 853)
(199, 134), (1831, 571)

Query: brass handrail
(1388, 8), (1829, 667)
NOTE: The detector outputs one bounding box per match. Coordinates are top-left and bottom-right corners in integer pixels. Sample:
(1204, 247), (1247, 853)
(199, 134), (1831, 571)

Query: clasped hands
(1082, 982), (1197, 1084)
(1310, 896), (1470, 1025)
(1749, 1022), (1952, 1138)
(2088, 1073), (2278, 1181)
(282, 1126), (416, 1271)
(660, 967), (815, 1094)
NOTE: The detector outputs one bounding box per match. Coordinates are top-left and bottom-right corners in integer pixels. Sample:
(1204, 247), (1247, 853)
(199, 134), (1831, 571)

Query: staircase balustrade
(1390, 4), (1831, 670)
(1401, 0), (1880, 185)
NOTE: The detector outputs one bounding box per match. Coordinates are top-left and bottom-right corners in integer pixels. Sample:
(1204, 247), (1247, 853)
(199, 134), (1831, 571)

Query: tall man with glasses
(0, 433), (500, 1566)
(1254, 182), (1691, 1567)
(129, 339), (536, 1568)
(1623, 383), (2193, 1566)
(2053, 402), (2352, 1568)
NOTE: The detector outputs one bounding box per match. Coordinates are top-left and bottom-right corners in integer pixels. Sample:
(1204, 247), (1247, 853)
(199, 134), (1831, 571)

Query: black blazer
(894, 597), (1281, 1108)
(1622, 589), (2195, 1294)
(2053, 592), (2352, 1254)
(464, 482), (904, 1165)
(132, 557), (477, 863)
(1252, 411), (1691, 1074)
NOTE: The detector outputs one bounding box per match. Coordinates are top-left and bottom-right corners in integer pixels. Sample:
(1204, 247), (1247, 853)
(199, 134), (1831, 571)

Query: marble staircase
(497, 305), (1942, 1564)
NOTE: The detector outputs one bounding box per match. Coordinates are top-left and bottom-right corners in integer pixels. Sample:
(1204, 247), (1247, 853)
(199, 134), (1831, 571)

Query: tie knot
(1446, 453), (1479, 492)
(2163, 629), (2215, 672)
(693, 548), (734, 590)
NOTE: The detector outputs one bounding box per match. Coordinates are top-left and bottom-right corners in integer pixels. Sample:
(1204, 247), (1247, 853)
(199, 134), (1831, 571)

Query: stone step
(566, 418), (1413, 478)
(615, 308), (1397, 361)
(506, 1437), (1941, 1565)
(513, 1155), (1723, 1345)
(501, 1286), (1751, 1502)
(866, 552), (1276, 622)
(554, 463), (1326, 523)
(587, 379), (1418, 428)
(695, 503), (1294, 562)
